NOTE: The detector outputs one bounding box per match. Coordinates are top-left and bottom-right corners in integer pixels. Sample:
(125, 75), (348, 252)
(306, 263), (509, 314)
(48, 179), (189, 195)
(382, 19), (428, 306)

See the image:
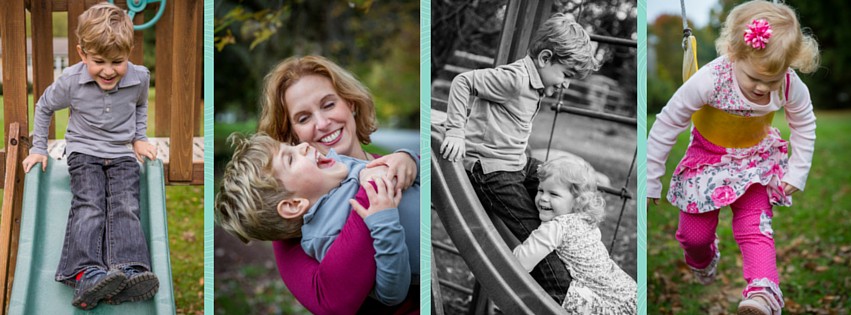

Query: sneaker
(104, 266), (159, 305)
(738, 291), (780, 315)
(690, 237), (720, 285)
(72, 268), (127, 310)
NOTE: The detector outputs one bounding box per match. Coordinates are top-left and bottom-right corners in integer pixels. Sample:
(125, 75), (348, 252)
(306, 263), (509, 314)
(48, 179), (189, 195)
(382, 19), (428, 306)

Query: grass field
(0, 91), (205, 314)
(647, 110), (851, 314)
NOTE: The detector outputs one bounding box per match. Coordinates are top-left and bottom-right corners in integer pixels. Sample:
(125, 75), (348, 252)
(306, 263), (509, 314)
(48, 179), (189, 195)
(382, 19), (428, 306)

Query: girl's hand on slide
(440, 137), (465, 162)
(781, 182), (799, 195)
(22, 153), (48, 173)
(350, 177), (402, 219)
(367, 152), (416, 190)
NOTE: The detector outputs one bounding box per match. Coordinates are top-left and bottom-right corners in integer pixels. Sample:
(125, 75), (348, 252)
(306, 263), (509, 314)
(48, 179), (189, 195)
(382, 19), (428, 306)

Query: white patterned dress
(646, 55), (816, 213)
(513, 214), (636, 314)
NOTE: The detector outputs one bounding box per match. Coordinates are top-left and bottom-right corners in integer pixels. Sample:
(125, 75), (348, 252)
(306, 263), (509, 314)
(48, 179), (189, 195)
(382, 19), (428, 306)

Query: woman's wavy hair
(258, 56), (377, 145)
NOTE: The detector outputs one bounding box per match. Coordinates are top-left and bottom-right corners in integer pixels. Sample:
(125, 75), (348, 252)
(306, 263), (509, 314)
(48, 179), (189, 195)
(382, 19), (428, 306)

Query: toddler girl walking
(647, 1), (819, 314)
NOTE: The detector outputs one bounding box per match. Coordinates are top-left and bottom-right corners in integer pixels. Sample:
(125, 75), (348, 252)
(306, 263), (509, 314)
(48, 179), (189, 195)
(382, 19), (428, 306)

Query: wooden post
(1, 0), (30, 310)
(30, 0), (57, 140)
(169, 0), (200, 182)
(131, 11), (145, 65)
(194, 0), (204, 137)
(155, 1), (173, 137)
(0, 124), (25, 315)
(67, 1), (85, 65)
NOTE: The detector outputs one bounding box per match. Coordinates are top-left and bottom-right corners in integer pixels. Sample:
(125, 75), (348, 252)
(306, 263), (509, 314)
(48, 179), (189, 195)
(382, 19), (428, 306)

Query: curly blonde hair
(538, 158), (606, 225)
(215, 133), (302, 243)
(528, 13), (602, 80)
(76, 2), (134, 58)
(716, 0), (819, 74)
(258, 56), (377, 146)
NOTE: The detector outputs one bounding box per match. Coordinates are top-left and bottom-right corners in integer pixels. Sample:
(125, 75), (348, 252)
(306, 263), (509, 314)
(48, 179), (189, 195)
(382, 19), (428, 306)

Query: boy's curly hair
(538, 157), (606, 225)
(76, 2), (134, 58)
(528, 13), (602, 80)
(215, 133), (302, 243)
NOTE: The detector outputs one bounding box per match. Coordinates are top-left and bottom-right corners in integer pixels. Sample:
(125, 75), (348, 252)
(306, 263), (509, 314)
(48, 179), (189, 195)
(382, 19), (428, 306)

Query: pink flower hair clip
(744, 19), (772, 50)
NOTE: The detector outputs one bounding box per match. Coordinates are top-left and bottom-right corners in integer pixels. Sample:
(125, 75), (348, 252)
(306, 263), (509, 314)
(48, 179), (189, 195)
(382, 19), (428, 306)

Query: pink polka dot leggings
(675, 184), (783, 304)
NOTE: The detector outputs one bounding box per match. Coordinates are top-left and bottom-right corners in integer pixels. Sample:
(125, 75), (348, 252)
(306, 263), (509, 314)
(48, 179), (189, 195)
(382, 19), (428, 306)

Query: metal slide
(431, 124), (565, 314)
(8, 158), (175, 314)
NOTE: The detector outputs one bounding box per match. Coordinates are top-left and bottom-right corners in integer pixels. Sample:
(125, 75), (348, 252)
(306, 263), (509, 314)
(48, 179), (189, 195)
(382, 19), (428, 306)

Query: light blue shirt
(31, 61), (150, 159)
(300, 149), (421, 305)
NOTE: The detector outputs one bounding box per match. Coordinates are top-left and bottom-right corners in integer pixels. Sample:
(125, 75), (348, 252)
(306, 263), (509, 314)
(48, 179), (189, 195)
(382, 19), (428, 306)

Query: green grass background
(647, 110), (851, 314)
(0, 90), (205, 314)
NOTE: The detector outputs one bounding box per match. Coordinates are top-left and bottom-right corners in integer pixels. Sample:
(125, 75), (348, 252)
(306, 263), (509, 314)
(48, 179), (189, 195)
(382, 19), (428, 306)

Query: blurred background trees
(213, 0), (419, 128)
(648, 0), (851, 113)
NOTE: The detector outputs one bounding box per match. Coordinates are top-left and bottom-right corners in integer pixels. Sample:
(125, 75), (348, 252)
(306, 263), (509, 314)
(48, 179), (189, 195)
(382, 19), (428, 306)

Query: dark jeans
(467, 157), (571, 303)
(56, 152), (151, 285)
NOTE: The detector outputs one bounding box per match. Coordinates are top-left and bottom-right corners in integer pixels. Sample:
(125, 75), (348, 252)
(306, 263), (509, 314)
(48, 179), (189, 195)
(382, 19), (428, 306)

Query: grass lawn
(647, 110), (851, 314)
(0, 91), (204, 314)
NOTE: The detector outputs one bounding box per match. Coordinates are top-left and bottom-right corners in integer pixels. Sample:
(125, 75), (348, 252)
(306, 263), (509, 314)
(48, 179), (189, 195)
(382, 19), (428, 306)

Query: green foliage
(165, 186), (205, 314)
(24, 12), (70, 37)
(213, 0), (421, 175)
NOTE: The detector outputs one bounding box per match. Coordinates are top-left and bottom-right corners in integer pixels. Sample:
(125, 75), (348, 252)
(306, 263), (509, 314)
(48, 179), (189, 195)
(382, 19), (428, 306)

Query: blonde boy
(439, 13), (601, 302)
(21, 2), (158, 310)
(216, 133), (420, 305)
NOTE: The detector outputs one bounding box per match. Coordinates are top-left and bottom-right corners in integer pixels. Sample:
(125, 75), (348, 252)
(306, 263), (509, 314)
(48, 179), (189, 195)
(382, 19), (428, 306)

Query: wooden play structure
(431, 0), (637, 314)
(0, 0), (203, 313)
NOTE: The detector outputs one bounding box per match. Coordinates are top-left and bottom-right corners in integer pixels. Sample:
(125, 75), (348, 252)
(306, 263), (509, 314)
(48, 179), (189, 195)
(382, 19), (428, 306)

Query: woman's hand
(350, 177), (401, 219)
(133, 140), (157, 162)
(440, 137), (465, 162)
(367, 152), (417, 190)
(22, 153), (48, 173)
(781, 182), (799, 195)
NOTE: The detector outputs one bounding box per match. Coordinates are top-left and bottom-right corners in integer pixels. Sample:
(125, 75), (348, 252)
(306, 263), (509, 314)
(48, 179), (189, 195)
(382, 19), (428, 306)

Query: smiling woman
(258, 56), (377, 161)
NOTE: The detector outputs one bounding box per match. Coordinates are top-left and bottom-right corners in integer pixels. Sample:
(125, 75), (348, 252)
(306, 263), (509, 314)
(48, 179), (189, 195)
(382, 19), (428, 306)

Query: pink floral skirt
(667, 127), (791, 213)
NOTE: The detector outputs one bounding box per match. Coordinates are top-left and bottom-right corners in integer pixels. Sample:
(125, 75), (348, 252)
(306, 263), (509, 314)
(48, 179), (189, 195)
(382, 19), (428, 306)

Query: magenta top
(273, 185), (375, 314)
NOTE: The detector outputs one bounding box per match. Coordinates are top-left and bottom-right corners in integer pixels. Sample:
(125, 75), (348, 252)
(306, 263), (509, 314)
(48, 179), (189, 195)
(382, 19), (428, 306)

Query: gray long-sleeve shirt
(31, 61), (149, 159)
(443, 56), (545, 174)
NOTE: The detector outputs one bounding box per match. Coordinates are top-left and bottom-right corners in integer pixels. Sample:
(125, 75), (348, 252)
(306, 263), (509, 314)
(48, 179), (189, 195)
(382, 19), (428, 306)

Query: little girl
(513, 158), (636, 314)
(647, 1), (818, 314)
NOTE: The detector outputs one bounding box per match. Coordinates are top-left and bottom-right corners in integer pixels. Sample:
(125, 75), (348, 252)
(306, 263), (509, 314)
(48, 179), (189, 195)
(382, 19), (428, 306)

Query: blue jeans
(56, 152), (151, 285)
(467, 158), (571, 303)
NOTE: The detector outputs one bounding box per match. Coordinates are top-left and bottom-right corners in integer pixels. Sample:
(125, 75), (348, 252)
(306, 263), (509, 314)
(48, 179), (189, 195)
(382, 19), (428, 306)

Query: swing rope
(680, 0), (700, 81)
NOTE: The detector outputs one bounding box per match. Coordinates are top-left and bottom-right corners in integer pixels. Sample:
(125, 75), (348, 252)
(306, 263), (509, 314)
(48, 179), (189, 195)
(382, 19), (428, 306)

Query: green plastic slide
(9, 157), (175, 314)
